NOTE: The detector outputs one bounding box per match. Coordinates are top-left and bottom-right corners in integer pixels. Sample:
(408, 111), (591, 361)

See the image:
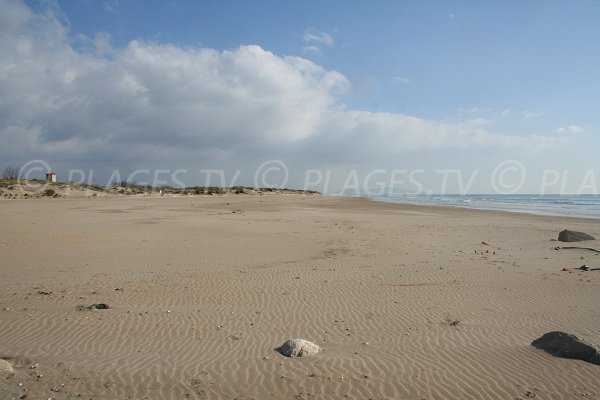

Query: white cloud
(522, 109), (544, 120)
(301, 28), (334, 58)
(464, 106), (492, 114)
(103, 0), (120, 14)
(302, 45), (323, 56)
(303, 28), (334, 47)
(390, 76), (411, 85)
(501, 108), (511, 116)
(315, 111), (560, 155)
(557, 125), (584, 135)
(0, 0), (565, 181)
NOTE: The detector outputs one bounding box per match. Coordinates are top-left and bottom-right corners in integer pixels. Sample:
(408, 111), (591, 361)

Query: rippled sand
(1, 195), (599, 399)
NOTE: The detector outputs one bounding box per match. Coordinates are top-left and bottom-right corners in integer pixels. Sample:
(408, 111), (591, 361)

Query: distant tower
(46, 172), (57, 183)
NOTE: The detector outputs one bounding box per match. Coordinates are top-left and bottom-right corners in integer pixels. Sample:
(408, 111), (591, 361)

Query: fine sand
(1, 195), (599, 399)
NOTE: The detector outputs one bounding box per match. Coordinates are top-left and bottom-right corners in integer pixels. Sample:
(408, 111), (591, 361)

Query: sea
(370, 194), (600, 219)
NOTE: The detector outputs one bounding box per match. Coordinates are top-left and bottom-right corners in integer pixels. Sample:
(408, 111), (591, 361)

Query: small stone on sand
(278, 339), (321, 357)
(0, 359), (13, 374)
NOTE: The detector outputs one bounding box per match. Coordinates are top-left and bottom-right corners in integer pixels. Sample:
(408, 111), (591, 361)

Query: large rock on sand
(278, 339), (321, 357)
(558, 230), (595, 242)
(532, 331), (600, 365)
(0, 359), (13, 374)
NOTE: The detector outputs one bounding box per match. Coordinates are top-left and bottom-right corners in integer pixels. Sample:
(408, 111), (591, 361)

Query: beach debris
(554, 245), (600, 254)
(561, 264), (600, 272)
(37, 290), (52, 295)
(558, 230), (595, 242)
(50, 383), (64, 392)
(0, 358), (13, 374)
(87, 303), (110, 310)
(531, 331), (600, 365)
(379, 282), (446, 287)
(481, 241), (490, 245)
(444, 315), (461, 327)
(278, 339), (321, 357)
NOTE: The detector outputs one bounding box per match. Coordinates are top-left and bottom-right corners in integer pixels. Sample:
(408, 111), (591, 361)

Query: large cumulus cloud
(0, 0), (564, 185)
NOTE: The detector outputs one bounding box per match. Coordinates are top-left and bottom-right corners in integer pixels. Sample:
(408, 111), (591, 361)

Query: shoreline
(364, 194), (600, 221)
(330, 194), (600, 223)
(5, 189), (599, 223)
(3, 177), (599, 221)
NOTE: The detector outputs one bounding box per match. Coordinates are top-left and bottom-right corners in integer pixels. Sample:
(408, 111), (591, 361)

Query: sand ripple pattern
(1, 196), (599, 399)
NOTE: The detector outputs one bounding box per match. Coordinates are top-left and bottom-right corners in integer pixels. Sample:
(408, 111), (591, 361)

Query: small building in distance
(46, 172), (57, 183)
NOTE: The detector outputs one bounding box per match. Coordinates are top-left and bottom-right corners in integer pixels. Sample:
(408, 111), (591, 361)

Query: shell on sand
(0, 359), (13, 374)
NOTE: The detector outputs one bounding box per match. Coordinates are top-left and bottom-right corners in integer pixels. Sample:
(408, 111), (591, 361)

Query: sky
(1, 0), (599, 194)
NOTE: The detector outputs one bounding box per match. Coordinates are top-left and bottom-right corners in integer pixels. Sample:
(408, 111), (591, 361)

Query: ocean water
(370, 194), (600, 219)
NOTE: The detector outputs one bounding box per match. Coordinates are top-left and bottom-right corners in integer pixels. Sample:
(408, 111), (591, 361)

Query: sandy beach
(1, 194), (599, 399)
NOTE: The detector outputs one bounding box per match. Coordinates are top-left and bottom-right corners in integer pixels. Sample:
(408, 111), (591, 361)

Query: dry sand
(1, 195), (599, 399)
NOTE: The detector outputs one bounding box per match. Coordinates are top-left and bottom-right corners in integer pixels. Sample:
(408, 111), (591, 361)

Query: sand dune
(1, 195), (599, 399)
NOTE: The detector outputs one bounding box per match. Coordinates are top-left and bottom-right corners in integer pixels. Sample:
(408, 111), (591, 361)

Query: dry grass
(444, 315), (461, 327)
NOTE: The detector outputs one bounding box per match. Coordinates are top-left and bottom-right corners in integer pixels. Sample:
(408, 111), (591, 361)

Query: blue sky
(2, 0), (599, 193)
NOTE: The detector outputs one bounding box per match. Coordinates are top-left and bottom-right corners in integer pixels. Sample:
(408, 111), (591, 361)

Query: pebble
(278, 338), (321, 357)
(0, 359), (14, 374)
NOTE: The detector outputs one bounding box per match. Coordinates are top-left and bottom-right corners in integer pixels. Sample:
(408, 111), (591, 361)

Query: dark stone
(88, 303), (109, 310)
(531, 331), (600, 365)
(558, 230), (595, 242)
